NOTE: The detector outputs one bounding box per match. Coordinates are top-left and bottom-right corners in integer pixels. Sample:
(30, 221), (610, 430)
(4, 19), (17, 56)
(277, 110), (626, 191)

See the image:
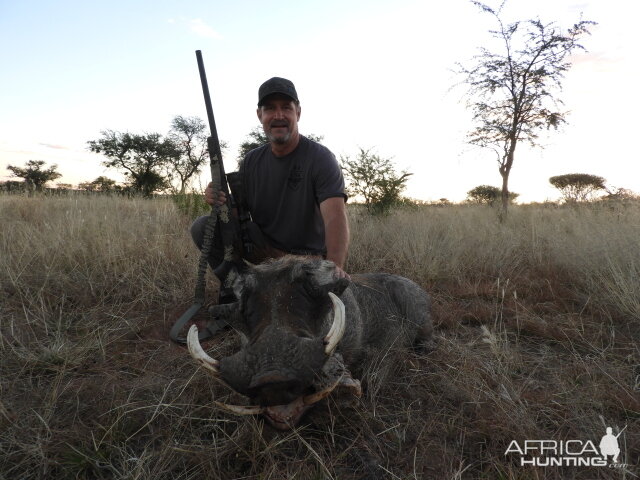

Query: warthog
(188, 256), (433, 430)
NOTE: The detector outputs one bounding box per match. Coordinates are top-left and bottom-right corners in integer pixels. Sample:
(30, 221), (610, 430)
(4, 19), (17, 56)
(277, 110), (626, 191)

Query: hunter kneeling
(191, 76), (350, 303)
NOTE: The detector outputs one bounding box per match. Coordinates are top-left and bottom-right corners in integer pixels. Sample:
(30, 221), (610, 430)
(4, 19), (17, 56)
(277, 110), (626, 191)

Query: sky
(1, 0), (638, 203)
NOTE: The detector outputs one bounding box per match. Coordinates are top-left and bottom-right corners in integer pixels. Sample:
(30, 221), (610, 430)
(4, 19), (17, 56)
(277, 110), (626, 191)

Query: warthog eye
(302, 281), (322, 299)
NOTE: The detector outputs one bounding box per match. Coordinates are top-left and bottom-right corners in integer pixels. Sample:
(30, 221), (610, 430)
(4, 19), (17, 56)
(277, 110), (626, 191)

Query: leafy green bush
(172, 192), (210, 219)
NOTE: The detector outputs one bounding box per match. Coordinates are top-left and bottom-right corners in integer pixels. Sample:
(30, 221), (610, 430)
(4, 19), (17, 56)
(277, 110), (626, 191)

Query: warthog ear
(304, 260), (350, 297)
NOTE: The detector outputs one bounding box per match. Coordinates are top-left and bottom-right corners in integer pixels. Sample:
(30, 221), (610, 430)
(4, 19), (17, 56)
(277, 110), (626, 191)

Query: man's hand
(205, 182), (227, 207)
(334, 266), (350, 280)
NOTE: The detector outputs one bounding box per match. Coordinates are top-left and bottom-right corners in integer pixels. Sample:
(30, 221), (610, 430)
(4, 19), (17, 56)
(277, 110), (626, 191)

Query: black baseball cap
(258, 77), (299, 106)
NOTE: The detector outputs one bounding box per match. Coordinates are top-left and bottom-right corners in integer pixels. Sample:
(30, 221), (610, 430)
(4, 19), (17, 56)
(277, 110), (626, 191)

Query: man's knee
(190, 215), (209, 250)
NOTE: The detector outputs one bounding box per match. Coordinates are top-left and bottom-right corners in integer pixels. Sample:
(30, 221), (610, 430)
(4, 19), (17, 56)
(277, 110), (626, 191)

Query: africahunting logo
(505, 426), (630, 469)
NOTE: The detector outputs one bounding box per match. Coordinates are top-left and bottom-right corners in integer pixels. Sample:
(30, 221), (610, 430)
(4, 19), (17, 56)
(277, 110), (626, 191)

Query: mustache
(270, 120), (289, 128)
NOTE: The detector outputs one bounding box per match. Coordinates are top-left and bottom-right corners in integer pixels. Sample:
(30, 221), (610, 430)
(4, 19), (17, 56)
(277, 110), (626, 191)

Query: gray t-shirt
(242, 135), (347, 255)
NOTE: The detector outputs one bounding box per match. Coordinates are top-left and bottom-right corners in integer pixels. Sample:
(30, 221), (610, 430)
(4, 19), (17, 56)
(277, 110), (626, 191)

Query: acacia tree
(88, 131), (178, 197)
(549, 173), (606, 202)
(467, 184), (519, 205)
(78, 176), (118, 192)
(166, 115), (209, 194)
(237, 127), (268, 164)
(7, 160), (62, 191)
(340, 148), (412, 215)
(457, 1), (595, 220)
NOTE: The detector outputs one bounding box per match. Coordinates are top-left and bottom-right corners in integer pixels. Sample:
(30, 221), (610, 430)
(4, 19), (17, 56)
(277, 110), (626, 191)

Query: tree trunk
(498, 139), (517, 223)
(499, 170), (509, 222)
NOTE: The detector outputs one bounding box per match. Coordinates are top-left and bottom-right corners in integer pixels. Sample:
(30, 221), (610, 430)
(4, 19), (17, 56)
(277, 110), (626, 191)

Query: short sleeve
(313, 147), (348, 204)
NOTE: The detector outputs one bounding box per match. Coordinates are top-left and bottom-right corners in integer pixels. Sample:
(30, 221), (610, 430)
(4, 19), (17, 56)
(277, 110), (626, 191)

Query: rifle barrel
(195, 50), (217, 137)
(195, 50), (226, 192)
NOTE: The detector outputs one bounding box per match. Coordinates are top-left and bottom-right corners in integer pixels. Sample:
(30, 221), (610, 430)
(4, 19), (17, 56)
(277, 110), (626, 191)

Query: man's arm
(319, 197), (350, 274)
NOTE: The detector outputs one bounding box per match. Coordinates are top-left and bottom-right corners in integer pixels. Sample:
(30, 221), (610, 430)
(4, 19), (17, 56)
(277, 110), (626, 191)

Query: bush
(466, 185), (519, 205)
(172, 192), (210, 219)
(340, 148), (412, 215)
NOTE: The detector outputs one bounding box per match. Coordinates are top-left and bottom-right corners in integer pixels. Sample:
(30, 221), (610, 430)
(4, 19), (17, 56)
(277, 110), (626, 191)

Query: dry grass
(1, 194), (638, 479)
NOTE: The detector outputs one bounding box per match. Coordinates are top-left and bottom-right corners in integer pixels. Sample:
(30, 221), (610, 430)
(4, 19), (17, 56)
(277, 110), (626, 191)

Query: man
(191, 77), (350, 283)
(599, 427), (621, 463)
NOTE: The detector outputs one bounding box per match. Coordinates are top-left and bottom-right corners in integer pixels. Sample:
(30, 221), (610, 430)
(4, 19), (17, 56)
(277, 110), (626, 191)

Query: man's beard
(267, 132), (291, 144)
(265, 126), (291, 145)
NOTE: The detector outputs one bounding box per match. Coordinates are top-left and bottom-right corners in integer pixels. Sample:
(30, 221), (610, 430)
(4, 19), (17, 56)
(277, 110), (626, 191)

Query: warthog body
(189, 256), (433, 429)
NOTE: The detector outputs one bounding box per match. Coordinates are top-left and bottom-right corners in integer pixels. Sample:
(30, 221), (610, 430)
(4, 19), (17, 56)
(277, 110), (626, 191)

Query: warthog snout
(248, 372), (308, 406)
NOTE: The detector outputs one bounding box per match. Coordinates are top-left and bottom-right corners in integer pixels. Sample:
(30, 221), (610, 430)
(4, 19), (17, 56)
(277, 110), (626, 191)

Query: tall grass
(349, 203), (640, 321)
(1, 195), (638, 479)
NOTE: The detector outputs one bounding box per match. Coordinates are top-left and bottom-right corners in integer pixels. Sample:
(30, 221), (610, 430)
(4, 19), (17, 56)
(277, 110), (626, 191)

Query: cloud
(39, 143), (69, 150)
(189, 19), (222, 39)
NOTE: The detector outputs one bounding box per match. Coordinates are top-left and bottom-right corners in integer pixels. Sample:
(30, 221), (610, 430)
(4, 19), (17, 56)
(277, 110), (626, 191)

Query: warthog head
(188, 257), (356, 429)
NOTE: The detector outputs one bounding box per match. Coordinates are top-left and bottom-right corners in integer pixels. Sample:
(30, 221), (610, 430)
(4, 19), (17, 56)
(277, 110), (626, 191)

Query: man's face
(257, 94), (301, 145)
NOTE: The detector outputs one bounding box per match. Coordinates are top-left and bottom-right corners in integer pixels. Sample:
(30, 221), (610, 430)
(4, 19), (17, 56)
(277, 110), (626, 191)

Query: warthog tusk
(324, 292), (345, 355)
(187, 325), (220, 374)
(303, 371), (345, 406)
(214, 401), (265, 416)
(212, 371), (344, 418)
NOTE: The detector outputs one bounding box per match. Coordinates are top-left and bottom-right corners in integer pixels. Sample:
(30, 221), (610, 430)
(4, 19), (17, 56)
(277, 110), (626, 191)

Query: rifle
(195, 49), (239, 286)
(169, 50), (241, 344)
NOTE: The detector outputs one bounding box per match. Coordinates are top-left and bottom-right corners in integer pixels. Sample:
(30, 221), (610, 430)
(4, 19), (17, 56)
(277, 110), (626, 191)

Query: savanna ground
(0, 194), (638, 480)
